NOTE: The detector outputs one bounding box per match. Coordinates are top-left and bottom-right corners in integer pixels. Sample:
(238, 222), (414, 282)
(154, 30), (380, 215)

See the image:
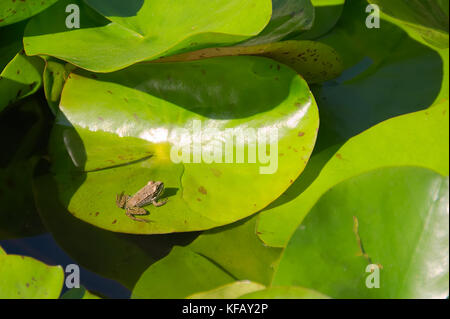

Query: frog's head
(149, 181), (165, 198)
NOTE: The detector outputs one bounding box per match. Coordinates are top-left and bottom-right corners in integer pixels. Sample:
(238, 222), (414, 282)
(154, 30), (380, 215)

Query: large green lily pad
(50, 56), (319, 234)
(0, 254), (64, 299)
(24, 0), (272, 72)
(273, 167), (449, 299)
(257, 100), (449, 247)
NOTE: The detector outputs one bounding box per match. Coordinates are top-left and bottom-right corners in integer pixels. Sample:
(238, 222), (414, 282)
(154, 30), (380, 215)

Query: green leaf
(155, 40), (344, 84)
(132, 215), (281, 298)
(241, 0), (314, 45)
(239, 286), (330, 299)
(273, 167), (449, 299)
(60, 286), (101, 299)
(187, 281), (265, 299)
(0, 254), (64, 299)
(24, 0), (272, 72)
(132, 246), (235, 299)
(0, 50), (44, 112)
(257, 100), (449, 247)
(50, 56), (319, 234)
(0, 0), (58, 27)
(368, 0), (449, 49)
(0, 245), (5, 255)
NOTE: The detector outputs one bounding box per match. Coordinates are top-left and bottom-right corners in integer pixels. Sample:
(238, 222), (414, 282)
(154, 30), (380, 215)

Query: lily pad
(187, 281), (265, 299)
(273, 167), (449, 299)
(0, 0), (58, 27)
(50, 56), (319, 234)
(155, 40), (344, 84)
(132, 246), (235, 299)
(239, 286), (330, 299)
(24, 0), (272, 72)
(0, 254), (64, 299)
(257, 100), (449, 247)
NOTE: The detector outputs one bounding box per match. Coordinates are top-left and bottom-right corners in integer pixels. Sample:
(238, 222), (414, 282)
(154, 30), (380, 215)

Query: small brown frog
(116, 181), (167, 222)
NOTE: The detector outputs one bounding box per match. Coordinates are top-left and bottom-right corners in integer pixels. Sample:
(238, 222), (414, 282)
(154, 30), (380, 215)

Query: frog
(116, 181), (167, 222)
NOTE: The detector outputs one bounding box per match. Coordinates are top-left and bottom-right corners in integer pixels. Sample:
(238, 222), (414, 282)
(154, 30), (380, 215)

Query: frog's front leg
(116, 192), (130, 209)
(126, 207), (150, 223)
(152, 198), (167, 207)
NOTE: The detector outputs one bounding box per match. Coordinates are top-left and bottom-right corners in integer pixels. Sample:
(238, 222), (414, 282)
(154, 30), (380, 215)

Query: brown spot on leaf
(210, 168), (222, 177)
(198, 186), (207, 195)
(336, 153), (343, 160)
(112, 220), (117, 224)
(298, 132), (305, 137)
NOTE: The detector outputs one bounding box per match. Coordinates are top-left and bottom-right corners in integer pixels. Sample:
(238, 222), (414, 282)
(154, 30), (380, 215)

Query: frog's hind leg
(152, 199), (168, 207)
(126, 208), (151, 223)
